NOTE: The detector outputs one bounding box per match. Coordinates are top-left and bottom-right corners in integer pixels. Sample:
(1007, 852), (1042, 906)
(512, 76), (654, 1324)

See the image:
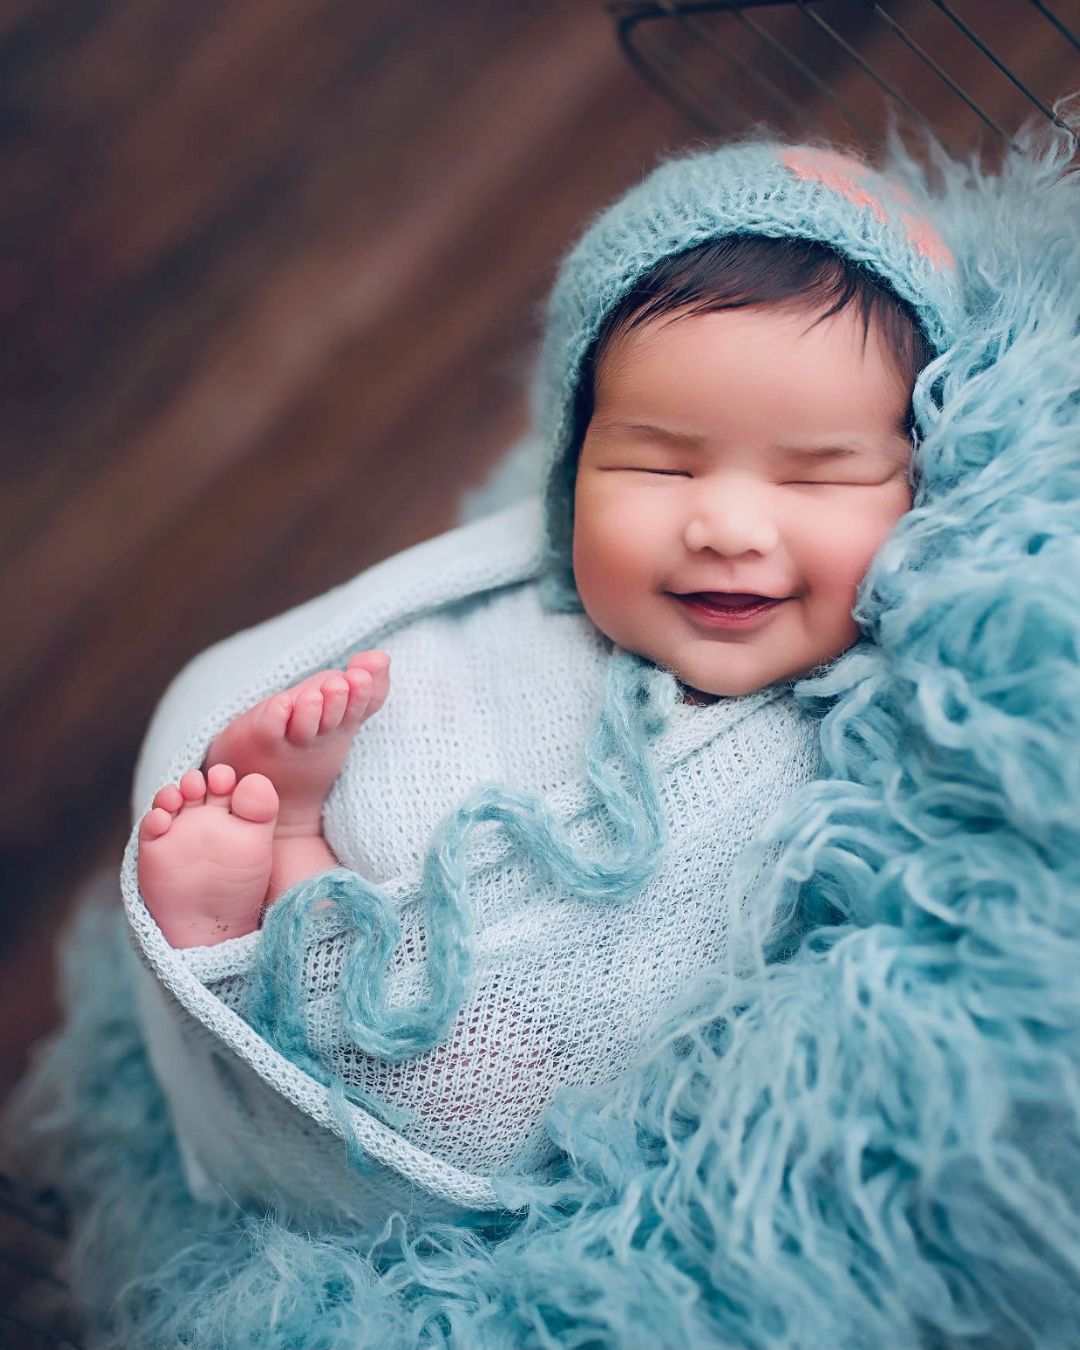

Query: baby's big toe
(230, 772), (279, 826)
(347, 650), (390, 689)
(345, 650), (390, 721)
(343, 667), (372, 718)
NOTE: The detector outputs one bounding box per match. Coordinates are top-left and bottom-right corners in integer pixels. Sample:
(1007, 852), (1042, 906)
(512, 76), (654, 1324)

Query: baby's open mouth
(673, 593), (788, 625)
(678, 592), (786, 608)
(688, 592), (773, 604)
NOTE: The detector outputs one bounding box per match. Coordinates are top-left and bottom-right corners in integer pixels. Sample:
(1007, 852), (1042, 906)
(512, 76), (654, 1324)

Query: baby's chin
(676, 680), (721, 706)
(671, 662), (797, 700)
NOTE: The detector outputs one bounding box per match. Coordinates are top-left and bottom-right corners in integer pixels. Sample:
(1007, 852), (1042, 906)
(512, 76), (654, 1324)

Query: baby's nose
(683, 490), (780, 556)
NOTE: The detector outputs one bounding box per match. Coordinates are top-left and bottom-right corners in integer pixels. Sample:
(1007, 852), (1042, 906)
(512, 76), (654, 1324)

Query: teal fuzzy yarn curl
(5, 115), (1080, 1349)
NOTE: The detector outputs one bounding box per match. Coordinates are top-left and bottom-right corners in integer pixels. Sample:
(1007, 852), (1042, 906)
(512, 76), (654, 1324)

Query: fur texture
(5, 115), (1080, 1347)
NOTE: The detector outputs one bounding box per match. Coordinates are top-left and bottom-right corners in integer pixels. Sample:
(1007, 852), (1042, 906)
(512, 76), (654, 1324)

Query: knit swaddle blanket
(129, 494), (820, 1216)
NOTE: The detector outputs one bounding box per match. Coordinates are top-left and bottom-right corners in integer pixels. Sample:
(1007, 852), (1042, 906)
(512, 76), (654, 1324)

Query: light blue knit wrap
(5, 119), (1079, 1349)
(245, 646), (674, 1090)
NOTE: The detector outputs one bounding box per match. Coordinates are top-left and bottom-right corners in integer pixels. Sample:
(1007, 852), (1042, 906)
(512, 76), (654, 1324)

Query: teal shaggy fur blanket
(6, 122), (1080, 1348)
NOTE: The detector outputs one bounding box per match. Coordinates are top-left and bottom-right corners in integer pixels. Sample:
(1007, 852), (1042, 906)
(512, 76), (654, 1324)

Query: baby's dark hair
(568, 234), (935, 454)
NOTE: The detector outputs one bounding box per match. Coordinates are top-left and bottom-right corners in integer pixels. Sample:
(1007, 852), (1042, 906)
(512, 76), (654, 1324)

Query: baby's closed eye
(618, 466), (886, 487)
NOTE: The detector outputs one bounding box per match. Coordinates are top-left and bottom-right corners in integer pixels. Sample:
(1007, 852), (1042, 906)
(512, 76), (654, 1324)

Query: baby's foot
(137, 765), (278, 948)
(204, 650), (390, 837)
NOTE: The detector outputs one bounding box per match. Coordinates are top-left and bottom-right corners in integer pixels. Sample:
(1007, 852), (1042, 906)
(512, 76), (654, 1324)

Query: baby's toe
(286, 688), (323, 746)
(139, 806), (173, 842)
(179, 769), (207, 803)
(318, 674), (350, 733)
(152, 783), (183, 814)
(230, 772), (279, 825)
(346, 650), (390, 687)
(255, 693), (294, 745)
(366, 666), (391, 717)
(341, 668), (374, 726)
(345, 649), (392, 720)
(205, 763), (238, 802)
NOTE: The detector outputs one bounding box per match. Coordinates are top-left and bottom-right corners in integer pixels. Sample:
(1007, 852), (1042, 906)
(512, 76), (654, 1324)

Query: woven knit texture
(4, 119), (1080, 1347)
(236, 584), (818, 1180)
(111, 498), (822, 1212)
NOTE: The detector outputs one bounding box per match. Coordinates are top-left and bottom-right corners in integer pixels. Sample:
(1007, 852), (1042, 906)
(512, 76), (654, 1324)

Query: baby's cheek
(572, 525), (620, 623)
(859, 495), (911, 574)
(573, 486), (624, 580)
(572, 505), (646, 642)
(831, 487), (910, 575)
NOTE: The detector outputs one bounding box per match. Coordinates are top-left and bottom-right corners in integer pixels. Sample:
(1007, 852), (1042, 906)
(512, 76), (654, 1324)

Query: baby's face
(572, 302), (914, 700)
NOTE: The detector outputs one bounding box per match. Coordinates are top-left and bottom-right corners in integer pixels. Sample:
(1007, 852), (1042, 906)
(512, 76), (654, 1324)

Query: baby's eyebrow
(773, 442), (877, 462)
(592, 421), (706, 448)
(592, 421), (905, 461)
(751, 440), (912, 466)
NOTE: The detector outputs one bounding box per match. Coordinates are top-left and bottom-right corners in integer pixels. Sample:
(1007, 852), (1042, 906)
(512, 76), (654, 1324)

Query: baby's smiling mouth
(686, 591), (774, 603)
(671, 592), (792, 623)
(673, 590), (790, 604)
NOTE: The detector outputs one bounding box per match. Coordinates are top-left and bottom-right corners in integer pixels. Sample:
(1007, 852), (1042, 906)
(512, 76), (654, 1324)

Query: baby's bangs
(575, 234), (935, 444)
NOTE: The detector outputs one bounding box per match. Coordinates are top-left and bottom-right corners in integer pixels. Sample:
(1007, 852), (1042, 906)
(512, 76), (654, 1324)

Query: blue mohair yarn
(245, 646), (673, 1075)
(5, 114), (1080, 1348)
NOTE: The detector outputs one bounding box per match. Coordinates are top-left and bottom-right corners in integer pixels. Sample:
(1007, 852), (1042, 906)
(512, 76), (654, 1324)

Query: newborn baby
(138, 245), (928, 945)
(132, 139), (958, 1188)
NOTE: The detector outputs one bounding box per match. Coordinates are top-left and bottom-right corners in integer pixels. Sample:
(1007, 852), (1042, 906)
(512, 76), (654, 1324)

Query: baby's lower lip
(674, 593), (787, 628)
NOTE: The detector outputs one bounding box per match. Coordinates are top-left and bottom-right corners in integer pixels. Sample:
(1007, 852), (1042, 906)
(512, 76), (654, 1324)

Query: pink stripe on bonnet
(781, 147), (955, 271)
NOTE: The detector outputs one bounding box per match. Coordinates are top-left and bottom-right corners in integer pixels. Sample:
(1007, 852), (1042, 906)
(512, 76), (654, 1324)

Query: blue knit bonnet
(533, 138), (965, 612)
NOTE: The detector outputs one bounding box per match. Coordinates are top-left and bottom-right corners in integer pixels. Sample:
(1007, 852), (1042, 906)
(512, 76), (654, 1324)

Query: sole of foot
(204, 650), (391, 837)
(137, 764), (278, 948)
